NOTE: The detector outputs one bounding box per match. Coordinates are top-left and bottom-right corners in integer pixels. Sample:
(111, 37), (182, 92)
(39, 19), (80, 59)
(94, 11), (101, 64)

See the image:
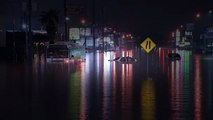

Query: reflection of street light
(81, 19), (86, 48)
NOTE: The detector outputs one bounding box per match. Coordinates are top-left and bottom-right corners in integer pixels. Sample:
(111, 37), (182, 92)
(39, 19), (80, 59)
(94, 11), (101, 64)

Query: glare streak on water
(194, 55), (203, 120)
(170, 60), (184, 120)
(141, 79), (156, 120)
(120, 63), (133, 120)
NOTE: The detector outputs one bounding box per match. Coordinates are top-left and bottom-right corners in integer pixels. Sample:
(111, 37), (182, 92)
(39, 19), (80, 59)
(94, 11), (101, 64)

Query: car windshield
(47, 45), (69, 58)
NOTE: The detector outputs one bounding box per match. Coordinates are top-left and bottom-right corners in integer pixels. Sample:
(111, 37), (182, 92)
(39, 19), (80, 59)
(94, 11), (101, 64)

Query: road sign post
(140, 37), (156, 78)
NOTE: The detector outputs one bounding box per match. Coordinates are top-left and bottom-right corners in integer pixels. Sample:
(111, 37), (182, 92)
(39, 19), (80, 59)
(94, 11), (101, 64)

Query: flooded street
(0, 48), (213, 120)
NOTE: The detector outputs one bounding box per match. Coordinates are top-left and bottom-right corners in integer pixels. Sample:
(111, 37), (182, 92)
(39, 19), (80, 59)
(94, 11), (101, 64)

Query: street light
(65, 17), (70, 21)
(81, 19), (86, 25)
(22, 23), (27, 30)
(196, 13), (201, 19)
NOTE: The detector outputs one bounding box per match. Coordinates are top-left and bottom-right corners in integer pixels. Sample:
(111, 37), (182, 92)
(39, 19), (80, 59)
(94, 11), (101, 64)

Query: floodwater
(0, 48), (212, 120)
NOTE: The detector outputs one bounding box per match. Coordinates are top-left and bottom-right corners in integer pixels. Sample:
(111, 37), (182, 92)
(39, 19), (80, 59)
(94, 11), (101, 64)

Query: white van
(46, 44), (70, 63)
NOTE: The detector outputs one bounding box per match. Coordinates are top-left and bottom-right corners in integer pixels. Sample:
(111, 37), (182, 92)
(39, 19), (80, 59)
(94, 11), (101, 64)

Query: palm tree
(40, 9), (59, 44)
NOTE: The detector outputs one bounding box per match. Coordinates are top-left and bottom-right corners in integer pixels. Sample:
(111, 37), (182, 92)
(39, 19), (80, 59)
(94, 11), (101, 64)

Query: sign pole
(140, 37), (156, 79)
(146, 53), (149, 78)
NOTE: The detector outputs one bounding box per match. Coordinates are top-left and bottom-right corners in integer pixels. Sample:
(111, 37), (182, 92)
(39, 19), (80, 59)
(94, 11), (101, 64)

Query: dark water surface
(0, 48), (212, 120)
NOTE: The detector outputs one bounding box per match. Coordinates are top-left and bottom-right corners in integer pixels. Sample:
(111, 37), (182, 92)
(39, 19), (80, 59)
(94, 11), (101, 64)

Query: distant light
(104, 27), (108, 32)
(81, 19), (86, 25)
(172, 32), (175, 37)
(65, 60), (69, 63)
(196, 13), (201, 18)
(208, 11), (212, 14)
(22, 23), (27, 29)
(65, 17), (70, 21)
(64, 58), (69, 63)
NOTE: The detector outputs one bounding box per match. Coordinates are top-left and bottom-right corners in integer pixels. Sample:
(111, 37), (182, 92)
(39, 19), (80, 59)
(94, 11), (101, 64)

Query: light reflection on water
(81, 51), (135, 120)
(1, 48), (213, 120)
(202, 57), (213, 120)
(141, 78), (156, 120)
(194, 55), (203, 120)
(29, 50), (213, 120)
(121, 62), (133, 120)
(159, 49), (212, 120)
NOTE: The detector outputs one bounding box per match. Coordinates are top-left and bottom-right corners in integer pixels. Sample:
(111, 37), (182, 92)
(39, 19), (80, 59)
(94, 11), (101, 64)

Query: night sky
(104, 0), (213, 38)
(1, 0), (213, 40)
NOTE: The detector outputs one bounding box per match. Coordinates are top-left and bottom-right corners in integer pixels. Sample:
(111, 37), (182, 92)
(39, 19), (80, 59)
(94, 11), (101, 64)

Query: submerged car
(166, 53), (181, 61)
(109, 56), (137, 63)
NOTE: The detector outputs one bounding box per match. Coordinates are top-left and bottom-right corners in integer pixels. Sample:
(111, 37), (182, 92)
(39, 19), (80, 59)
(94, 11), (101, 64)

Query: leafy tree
(40, 9), (59, 44)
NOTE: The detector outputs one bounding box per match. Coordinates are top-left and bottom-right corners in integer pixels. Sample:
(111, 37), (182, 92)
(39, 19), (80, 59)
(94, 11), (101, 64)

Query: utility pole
(92, 0), (96, 50)
(27, 0), (32, 63)
(64, 0), (68, 41)
(102, 6), (105, 51)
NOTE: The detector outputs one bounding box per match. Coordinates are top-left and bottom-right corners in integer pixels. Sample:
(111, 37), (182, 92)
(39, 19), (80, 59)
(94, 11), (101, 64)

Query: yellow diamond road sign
(140, 37), (156, 53)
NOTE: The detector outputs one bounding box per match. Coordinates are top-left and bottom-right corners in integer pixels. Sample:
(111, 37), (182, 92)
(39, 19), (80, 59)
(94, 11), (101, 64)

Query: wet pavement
(0, 48), (213, 120)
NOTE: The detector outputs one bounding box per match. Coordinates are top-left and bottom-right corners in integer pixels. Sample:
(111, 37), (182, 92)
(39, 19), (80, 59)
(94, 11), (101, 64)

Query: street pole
(64, 0), (68, 41)
(92, 0), (96, 50)
(102, 7), (105, 52)
(27, 0), (32, 63)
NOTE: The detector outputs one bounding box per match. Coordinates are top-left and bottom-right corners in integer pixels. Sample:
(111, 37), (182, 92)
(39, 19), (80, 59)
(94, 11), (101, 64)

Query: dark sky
(1, 0), (213, 39)
(103, 0), (213, 37)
